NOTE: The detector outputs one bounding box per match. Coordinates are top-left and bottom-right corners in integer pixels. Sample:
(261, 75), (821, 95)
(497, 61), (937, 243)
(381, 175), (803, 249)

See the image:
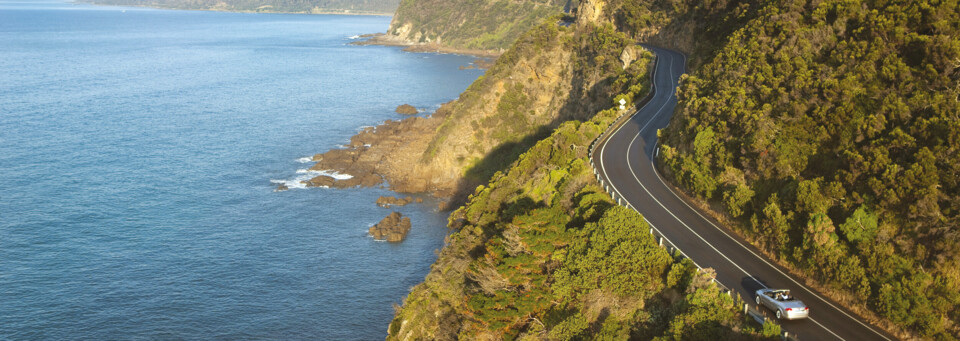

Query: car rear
(781, 301), (809, 320)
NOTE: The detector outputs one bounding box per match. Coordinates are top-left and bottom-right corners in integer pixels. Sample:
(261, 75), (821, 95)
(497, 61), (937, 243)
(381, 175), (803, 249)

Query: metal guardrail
(585, 52), (797, 340)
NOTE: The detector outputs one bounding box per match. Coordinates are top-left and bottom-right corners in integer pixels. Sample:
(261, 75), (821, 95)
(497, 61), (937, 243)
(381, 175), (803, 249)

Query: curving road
(594, 46), (897, 341)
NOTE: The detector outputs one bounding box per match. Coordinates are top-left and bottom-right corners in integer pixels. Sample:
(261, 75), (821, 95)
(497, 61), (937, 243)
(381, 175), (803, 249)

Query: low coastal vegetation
(386, 2), (771, 338)
(306, 6), (655, 205)
(388, 107), (770, 340)
(384, 0), (958, 339)
(388, 0), (568, 51)
(82, 0), (399, 15)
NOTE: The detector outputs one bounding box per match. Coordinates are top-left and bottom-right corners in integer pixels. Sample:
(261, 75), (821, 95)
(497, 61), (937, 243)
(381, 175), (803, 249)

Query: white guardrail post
(583, 50), (766, 334)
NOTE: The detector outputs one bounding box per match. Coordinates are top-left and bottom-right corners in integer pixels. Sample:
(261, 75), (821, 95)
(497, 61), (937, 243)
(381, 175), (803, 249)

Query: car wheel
(776, 310), (782, 319)
(756, 296), (761, 304)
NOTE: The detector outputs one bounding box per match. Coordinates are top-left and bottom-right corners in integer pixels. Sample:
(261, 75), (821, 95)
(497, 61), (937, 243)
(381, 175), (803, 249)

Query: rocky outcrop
(577, 0), (604, 25)
(275, 183), (289, 191)
(387, 0), (565, 52)
(395, 104), (418, 115)
(369, 212), (412, 242)
(352, 33), (502, 58)
(620, 45), (641, 70)
(308, 115), (454, 196)
(310, 20), (639, 208)
(303, 175), (335, 187)
(303, 173), (382, 188)
(376, 195), (423, 208)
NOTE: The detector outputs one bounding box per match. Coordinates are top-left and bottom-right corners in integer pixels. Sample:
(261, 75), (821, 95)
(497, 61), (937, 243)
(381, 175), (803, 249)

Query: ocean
(0, 1), (483, 339)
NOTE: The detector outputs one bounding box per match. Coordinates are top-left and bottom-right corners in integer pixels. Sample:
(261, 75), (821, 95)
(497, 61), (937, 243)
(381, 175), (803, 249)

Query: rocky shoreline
(351, 33), (502, 58)
(301, 109), (458, 198)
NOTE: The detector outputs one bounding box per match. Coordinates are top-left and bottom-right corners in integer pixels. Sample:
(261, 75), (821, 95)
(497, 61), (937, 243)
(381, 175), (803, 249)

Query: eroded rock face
(275, 183), (289, 192)
(369, 212), (412, 242)
(396, 104), (418, 115)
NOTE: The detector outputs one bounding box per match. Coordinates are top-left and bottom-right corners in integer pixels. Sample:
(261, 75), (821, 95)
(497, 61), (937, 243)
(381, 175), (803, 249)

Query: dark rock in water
(275, 183), (289, 192)
(395, 104), (418, 115)
(369, 212), (411, 242)
(376, 195), (415, 208)
(329, 173), (383, 189)
(303, 175), (335, 187)
(437, 200), (454, 211)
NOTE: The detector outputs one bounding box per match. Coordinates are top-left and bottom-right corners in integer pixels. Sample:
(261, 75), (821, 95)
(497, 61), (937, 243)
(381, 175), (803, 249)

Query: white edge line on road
(621, 54), (847, 341)
(648, 52), (888, 341)
(622, 55), (769, 293)
(623, 50), (888, 341)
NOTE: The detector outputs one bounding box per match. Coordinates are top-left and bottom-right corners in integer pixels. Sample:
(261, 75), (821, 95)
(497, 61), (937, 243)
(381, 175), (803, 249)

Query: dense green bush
(657, 0), (960, 337)
(388, 39), (764, 337)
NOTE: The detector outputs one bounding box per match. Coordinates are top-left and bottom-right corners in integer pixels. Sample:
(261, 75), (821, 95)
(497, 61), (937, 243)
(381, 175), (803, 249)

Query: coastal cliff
(310, 9), (653, 206)
(380, 0), (765, 339)
(374, 0), (960, 338)
(385, 0), (568, 54)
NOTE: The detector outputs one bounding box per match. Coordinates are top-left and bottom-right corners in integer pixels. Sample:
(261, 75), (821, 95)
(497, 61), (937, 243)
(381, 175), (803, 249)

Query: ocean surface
(0, 1), (484, 339)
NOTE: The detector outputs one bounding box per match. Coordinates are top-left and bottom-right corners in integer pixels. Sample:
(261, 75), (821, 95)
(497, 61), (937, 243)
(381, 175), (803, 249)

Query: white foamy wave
(356, 125), (377, 134)
(295, 168), (354, 180)
(297, 156), (314, 163)
(271, 169), (353, 190)
(349, 35), (360, 39)
(271, 178), (309, 190)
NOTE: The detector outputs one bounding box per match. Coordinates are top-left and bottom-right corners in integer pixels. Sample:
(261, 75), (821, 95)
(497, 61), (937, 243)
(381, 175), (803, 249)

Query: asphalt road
(594, 46), (897, 341)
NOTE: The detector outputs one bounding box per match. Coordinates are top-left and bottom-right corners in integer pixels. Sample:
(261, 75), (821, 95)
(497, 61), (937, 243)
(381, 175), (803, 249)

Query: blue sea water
(0, 1), (484, 339)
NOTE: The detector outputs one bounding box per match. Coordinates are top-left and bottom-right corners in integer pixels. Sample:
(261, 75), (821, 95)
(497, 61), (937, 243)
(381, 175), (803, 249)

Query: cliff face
(379, 0), (960, 338)
(382, 1), (762, 339)
(311, 10), (651, 206)
(386, 0), (568, 52)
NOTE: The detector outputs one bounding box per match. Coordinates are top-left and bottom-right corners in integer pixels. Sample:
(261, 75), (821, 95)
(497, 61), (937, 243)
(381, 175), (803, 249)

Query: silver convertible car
(755, 289), (809, 320)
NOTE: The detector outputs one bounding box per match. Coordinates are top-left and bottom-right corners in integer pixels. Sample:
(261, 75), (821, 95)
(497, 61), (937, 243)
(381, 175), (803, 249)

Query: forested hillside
(83, 0), (399, 14)
(317, 4), (660, 206)
(385, 29), (771, 336)
(388, 104), (774, 340)
(655, 0), (960, 338)
(384, 1), (782, 339)
(387, 0), (567, 51)
(382, 0), (958, 338)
